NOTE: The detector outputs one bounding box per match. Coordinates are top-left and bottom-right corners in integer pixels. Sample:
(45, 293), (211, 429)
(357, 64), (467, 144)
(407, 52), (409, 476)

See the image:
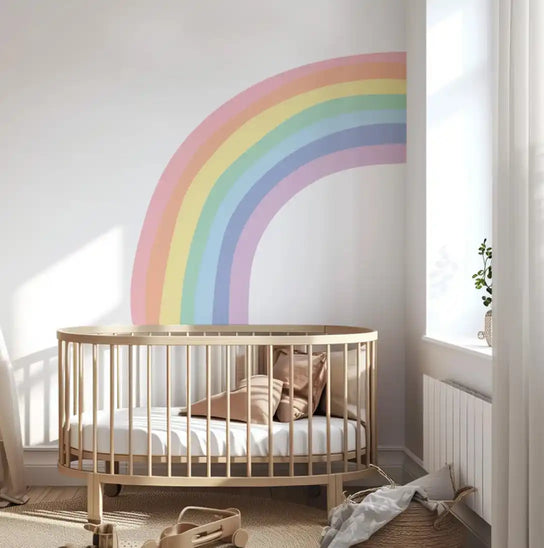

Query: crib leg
(87, 475), (103, 524)
(104, 461), (122, 497)
(327, 475), (344, 512)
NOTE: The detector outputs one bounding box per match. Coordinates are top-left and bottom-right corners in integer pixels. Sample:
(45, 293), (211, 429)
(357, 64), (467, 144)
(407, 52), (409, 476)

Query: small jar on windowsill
(477, 309), (492, 347)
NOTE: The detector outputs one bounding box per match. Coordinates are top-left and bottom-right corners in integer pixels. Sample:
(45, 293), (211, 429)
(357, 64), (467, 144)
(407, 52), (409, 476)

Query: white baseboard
(23, 448), (83, 486)
(402, 446), (426, 480)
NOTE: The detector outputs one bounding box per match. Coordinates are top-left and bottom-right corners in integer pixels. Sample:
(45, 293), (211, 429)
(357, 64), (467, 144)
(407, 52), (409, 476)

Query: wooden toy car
(142, 506), (248, 548)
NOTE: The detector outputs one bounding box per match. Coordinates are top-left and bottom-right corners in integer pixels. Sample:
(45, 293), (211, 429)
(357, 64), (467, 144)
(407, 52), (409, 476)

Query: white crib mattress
(69, 407), (365, 458)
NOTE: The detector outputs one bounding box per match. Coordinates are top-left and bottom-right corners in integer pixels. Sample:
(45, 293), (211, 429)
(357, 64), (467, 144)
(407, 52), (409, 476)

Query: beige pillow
(273, 350), (327, 422)
(182, 375), (283, 425)
(317, 347), (366, 421)
(406, 464), (456, 500)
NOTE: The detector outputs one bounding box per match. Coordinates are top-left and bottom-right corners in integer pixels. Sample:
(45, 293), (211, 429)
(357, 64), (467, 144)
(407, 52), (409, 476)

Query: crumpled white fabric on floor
(321, 484), (427, 548)
(0, 327), (28, 506)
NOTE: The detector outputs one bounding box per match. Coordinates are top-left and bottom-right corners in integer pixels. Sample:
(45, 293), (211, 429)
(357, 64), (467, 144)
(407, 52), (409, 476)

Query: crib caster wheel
(232, 528), (249, 547)
(104, 484), (122, 497)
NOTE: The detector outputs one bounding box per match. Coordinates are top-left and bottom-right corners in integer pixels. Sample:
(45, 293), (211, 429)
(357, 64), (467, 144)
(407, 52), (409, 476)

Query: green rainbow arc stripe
(131, 53), (406, 324)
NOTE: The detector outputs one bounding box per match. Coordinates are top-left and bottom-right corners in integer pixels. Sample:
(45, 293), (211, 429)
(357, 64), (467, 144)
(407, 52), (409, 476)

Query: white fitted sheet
(69, 407), (365, 457)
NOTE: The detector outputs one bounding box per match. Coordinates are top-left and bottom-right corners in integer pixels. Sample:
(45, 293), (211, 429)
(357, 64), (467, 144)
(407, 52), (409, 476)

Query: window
(426, 0), (494, 348)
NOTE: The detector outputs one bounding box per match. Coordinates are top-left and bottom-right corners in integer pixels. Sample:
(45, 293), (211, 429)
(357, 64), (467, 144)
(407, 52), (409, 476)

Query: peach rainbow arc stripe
(131, 52), (407, 325)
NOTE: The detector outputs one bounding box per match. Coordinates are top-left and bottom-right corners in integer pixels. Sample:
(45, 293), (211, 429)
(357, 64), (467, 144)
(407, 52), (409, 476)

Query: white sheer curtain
(493, 0), (544, 546)
(0, 328), (27, 506)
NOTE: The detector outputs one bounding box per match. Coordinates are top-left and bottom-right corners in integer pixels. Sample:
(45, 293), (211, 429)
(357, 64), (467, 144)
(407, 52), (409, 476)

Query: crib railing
(57, 325), (377, 520)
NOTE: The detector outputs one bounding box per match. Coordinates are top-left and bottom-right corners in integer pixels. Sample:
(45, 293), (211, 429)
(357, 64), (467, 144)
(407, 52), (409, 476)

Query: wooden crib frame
(57, 325), (378, 523)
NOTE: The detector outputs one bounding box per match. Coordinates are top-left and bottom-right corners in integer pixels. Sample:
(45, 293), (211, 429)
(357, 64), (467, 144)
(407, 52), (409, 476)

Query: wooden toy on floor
(83, 523), (119, 548)
(62, 523), (119, 548)
(141, 506), (248, 548)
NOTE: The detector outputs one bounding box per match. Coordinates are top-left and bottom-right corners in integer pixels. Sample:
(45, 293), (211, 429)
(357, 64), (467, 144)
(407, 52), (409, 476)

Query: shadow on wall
(6, 225), (129, 447)
(13, 347), (58, 447)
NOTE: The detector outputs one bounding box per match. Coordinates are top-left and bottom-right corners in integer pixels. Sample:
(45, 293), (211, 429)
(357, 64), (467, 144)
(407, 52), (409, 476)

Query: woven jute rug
(0, 487), (326, 548)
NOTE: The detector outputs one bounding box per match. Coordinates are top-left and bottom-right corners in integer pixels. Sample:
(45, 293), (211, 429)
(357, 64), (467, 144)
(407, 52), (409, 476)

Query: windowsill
(422, 335), (493, 360)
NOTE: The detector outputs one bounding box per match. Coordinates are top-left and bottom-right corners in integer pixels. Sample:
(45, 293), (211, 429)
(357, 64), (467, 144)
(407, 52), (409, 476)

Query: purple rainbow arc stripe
(131, 52), (406, 324)
(213, 123), (406, 322)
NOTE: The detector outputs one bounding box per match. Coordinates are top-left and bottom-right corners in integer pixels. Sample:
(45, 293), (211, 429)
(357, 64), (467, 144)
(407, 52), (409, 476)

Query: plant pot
(478, 310), (492, 347)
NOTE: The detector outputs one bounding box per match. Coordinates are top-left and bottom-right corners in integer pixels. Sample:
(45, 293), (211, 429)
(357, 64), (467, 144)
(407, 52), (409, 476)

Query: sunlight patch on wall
(12, 227), (123, 360)
(427, 10), (464, 95)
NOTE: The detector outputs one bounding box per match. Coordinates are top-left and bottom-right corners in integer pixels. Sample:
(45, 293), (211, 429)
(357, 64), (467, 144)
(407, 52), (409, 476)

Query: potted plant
(472, 239), (492, 346)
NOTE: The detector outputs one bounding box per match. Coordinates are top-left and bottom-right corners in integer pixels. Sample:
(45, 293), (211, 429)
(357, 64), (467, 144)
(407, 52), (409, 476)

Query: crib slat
(356, 342), (361, 468)
(166, 344), (172, 477)
(128, 344), (134, 476)
(58, 340), (65, 466)
(326, 344), (331, 475)
(80, 344), (85, 415)
(371, 341), (378, 463)
(246, 346), (252, 478)
(226, 346), (231, 478)
(206, 345), (211, 478)
(186, 345), (192, 478)
(343, 343), (348, 473)
(147, 344), (152, 477)
(116, 344), (121, 410)
(64, 342), (70, 467)
(92, 344), (98, 474)
(365, 343), (371, 467)
(72, 343), (77, 416)
(307, 344), (313, 476)
(78, 343), (83, 470)
(267, 345), (273, 477)
(289, 345), (294, 477)
(109, 344), (115, 474)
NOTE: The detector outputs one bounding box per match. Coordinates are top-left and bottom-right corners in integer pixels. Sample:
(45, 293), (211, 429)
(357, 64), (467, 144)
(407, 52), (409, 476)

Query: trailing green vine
(472, 239), (492, 308)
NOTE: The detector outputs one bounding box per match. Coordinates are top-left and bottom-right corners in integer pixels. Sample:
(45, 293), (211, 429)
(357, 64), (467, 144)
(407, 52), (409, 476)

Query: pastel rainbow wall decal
(131, 52), (406, 324)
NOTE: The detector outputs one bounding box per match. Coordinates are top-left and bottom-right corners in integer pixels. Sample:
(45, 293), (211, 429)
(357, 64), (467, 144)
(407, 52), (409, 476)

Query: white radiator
(423, 375), (492, 523)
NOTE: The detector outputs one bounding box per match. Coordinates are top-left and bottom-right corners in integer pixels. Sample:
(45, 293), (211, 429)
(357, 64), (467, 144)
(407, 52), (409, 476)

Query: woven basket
(354, 499), (466, 547)
(346, 466), (474, 548)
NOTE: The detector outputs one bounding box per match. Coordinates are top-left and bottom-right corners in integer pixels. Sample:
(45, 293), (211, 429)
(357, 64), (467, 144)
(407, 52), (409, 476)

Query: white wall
(405, 0), (493, 459)
(1, 1), (406, 452)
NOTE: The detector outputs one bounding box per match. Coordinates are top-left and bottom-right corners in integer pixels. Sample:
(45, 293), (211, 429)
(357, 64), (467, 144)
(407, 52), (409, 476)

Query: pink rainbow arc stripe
(131, 52), (406, 324)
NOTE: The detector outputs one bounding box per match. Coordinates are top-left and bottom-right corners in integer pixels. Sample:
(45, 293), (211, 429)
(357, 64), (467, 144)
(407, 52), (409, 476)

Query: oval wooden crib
(57, 325), (378, 523)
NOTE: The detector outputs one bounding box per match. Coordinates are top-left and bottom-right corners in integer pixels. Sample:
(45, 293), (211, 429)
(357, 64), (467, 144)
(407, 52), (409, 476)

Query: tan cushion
(182, 375), (283, 425)
(272, 350), (327, 422)
(317, 347), (366, 421)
